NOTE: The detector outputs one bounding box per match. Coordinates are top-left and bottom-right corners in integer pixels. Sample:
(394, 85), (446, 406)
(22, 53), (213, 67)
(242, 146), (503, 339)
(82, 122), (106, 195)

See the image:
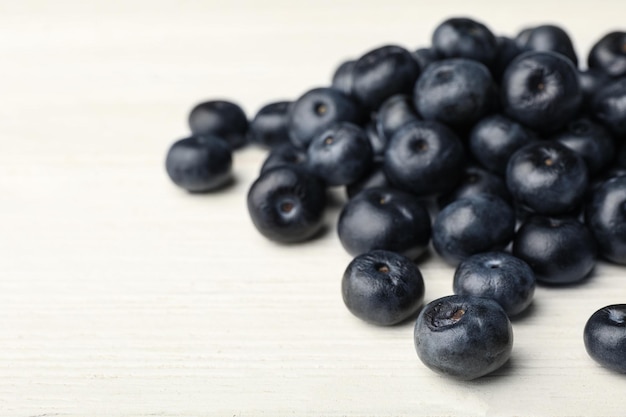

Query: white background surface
(2, 1), (626, 415)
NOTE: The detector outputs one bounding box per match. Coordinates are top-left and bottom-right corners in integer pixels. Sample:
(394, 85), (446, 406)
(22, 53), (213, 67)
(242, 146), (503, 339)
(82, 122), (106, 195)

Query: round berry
(431, 17), (497, 66)
(414, 58), (496, 129)
(506, 142), (588, 215)
(584, 305), (626, 374)
(337, 187), (431, 260)
(307, 123), (373, 186)
(165, 135), (232, 193)
(432, 195), (515, 266)
(352, 45), (420, 110)
(501, 51), (581, 134)
(453, 252), (535, 316)
(512, 216), (597, 285)
(188, 100), (248, 149)
(342, 250), (425, 326)
(384, 120), (465, 197)
(247, 166), (326, 243)
(414, 295), (513, 380)
(248, 101), (292, 148)
(469, 114), (536, 176)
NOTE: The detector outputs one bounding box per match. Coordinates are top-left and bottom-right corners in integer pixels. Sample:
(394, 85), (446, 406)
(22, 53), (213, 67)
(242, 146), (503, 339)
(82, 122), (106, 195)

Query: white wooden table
(2, 1), (626, 415)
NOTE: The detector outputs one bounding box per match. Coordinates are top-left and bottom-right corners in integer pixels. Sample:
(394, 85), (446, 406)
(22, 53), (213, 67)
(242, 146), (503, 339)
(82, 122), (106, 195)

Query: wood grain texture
(1, 1), (626, 415)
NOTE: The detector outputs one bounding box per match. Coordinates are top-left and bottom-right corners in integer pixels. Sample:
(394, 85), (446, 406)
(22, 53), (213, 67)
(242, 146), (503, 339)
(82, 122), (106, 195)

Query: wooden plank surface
(1, 1), (626, 415)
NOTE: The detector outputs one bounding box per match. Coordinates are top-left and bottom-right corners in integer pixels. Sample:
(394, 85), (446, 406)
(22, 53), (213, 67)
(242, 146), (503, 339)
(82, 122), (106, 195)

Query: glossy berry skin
(376, 94), (420, 143)
(331, 59), (356, 96)
(165, 135), (232, 193)
(384, 120), (465, 197)
(506, 142), (588, 215)
(501, 51), (582, 134)
(247, 166), (326, 243)
(248, 101), (292, 148)
(414, 58), (496, 129)
(352, 45), (420, 110)
(551, 118), (615, 176)
(437, 165), (511, 209)
(513, 216), (597, 285)
(288, 87), (363, 149)
(585, 176), (626, 264)
(591, 78), (626, 137)
(515, 25), (578, 66)
(433, 195), (515, 266)
(260, 143), (307, 175)
(345, 165), (391, 199)
(588, 31), (626, 78)
(584, 305), (626, 374)
(307, 123), (373, 186)
(337, 187), (431, 260)
(469, 114), (536, 176)
(431, 17), (497, 67)
(453, 252), (535, 316)
(342, 250), (425, 326)
(414, 295), (513, 380)
(188, 100), (248, 149)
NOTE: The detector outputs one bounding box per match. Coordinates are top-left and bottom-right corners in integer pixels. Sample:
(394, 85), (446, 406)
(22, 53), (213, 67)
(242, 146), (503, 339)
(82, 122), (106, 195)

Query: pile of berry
(165, 18), (626, 380)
